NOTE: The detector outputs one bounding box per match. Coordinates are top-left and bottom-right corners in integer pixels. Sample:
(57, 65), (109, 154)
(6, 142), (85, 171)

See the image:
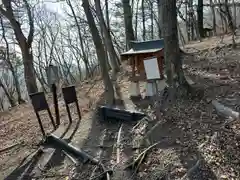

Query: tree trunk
(0, 17), (25, 103)
(226, 2), (236, 47)
(12, 70), (25, 103)
(223, 0), (236, 47)
(22, 47), (38, 94)
(100, 25), (112, 71)
(189, 0), (201, 41)
(122, 0), (135, 49)
(66, 0), (90, 78)
(157, 0), (162, 38)
(134, 0), (140, 38)
(34, 68), (47, 92)
(185, 1), (190, 41)
(0, 0), (38, 94)
(0, 80), (15, 107)
(150, 0), (154, 39)
(197, 0), (204, 37)
(189, 0), (194, 40)
(193, 12), (201, 41)
(224, 0), (235, 32)
(178, 22), (186, 45)
(142, 0), (146, 40)
(162, 0), (188, 87)
(233, 0), (237, 28)
(218, 0), (228, 33)
(95, 0), (120, 74)
(210, 0), (216, 35)
(105, 0), (110, 30)
(82, 0), (115, 105)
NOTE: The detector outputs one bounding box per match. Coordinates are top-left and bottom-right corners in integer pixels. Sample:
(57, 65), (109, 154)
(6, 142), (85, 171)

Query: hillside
(1, 35), (240, 179)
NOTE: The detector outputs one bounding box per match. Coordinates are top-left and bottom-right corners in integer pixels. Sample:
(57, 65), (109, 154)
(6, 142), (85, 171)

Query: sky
(41, 0), (63, 13)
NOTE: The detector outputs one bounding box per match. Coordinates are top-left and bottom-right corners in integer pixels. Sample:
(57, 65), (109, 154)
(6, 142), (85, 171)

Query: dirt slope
(1, 35), (240, 179)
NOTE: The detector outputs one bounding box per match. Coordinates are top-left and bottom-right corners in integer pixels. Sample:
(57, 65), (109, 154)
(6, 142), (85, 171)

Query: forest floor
(1, 34), (240, 180)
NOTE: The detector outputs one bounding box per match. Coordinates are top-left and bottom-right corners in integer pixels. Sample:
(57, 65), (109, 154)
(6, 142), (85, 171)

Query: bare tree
(82, 0), (115, 105)
(95, 0), (120, 74)
(149, 0), (154, 39)
(141, 0), (146, 40)
(197, 0), (204, 37)
(66, 0), (91, 78)
(210, 0), (216, 35)
(134, 0), (140, 38)
(122, 0), (135, 49)
(0, 0), (38, 94)
(157, 0), (162, 38)
(162, 0), (188, 87)
(0, 17), (25, 104)
(0, 76), (15, 107)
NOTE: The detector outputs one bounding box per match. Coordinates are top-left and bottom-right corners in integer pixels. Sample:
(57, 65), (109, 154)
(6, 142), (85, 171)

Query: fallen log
(212, 100), (239, 125)
(45, 134), (90, 163)
(45, 134), (111, 180)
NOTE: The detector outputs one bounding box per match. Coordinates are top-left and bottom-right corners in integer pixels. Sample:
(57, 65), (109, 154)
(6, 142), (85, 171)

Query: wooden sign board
(62, 86), (78, 104)
(46, 65), (59, 86)
(30, 92), (49, 112)
(29, 92), (56, 136)
(62, 86), (81, 123)
(143, 57), (161, 80)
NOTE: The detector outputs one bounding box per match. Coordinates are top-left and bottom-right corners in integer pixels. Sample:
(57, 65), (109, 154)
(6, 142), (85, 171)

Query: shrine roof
(121, 39), (164, 56)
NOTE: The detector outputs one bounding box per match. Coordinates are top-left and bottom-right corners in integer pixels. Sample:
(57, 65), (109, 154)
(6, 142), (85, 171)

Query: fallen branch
(139, 120), (166, 147)
(90, 169), (113, 180)
(131, 117), (149, 133)
(17, 148), (43, 168)
(132, 117), (149, 151)
(0, 141), (24, 153)
(124, 141), (162, 171)
(86, 83), (98, 95)
(85, 79), (102, 95)
(116, 124), (123, 164)
(89, 166), (98, 180)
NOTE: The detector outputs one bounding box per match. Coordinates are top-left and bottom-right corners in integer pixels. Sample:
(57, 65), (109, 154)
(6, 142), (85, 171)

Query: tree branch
(0, 5), (8, 17)
(23, 0), (34, 47)
(0, 1), (27, 47)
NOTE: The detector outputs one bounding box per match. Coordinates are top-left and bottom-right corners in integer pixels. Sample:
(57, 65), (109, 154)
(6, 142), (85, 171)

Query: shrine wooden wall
(135, 50), (164, 76)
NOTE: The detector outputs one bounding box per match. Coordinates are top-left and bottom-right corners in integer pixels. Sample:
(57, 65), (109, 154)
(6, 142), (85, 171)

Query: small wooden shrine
(120, 39), (165, 82)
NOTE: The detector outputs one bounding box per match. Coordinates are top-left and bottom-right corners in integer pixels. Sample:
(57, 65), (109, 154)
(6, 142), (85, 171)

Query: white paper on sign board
(143, 57), (160, 80)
